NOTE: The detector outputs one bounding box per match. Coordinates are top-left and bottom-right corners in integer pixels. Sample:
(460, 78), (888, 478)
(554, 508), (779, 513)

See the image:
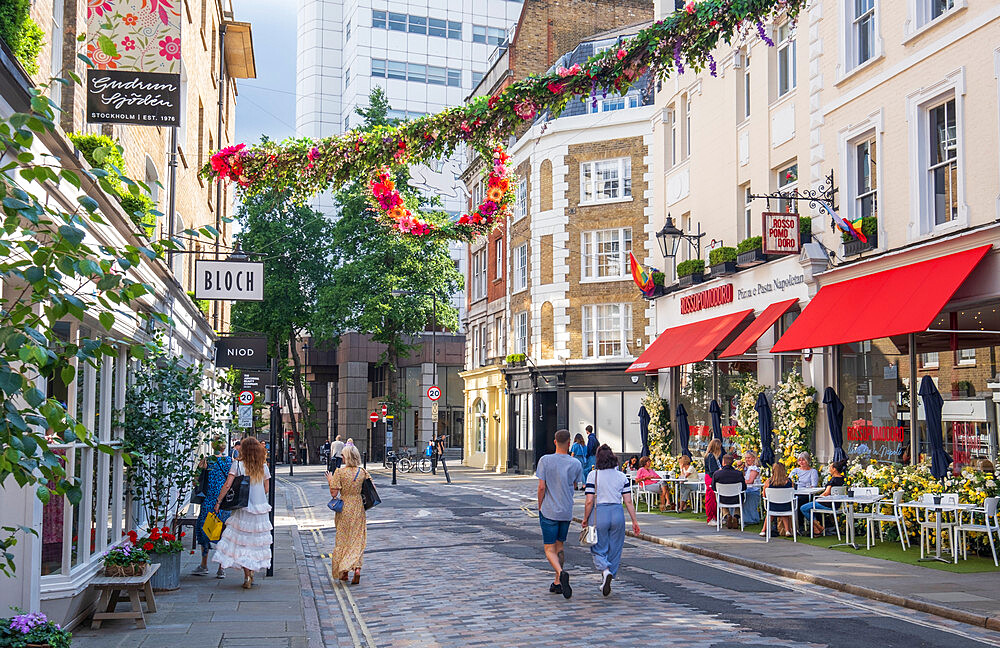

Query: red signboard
(369, 412), (378, 423)
(680, 283), (734, 314)
(762, 212), (801, 255)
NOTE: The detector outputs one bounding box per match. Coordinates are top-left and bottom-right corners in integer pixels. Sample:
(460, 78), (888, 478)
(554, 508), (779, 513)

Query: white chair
(763, 487), (797, 543)
(918, 492), (959, 559)
(859, 490), (909, 551)
(691, 473), (706, 514)
(954, 497), (999, 566)
(809, 486), (847, 539)
(715, 482), (745, 531)
(625, 470), (640, 504)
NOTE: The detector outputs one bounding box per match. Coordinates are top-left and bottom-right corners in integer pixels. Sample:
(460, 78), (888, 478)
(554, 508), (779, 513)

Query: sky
(233, 0), (298, 146)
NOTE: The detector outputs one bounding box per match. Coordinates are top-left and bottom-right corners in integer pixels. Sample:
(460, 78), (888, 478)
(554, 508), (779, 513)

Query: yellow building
(461, 363), (509, 472)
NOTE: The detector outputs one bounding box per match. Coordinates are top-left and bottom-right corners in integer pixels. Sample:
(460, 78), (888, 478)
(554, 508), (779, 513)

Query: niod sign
(86, 70), (181, 126)
(194, 260), (264, 302)
(215, 336), (268, 369)
(762, 212), (801, 255)
(680, 283), (734, 314)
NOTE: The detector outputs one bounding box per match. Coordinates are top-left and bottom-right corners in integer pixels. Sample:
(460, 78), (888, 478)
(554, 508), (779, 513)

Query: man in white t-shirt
(330, 435), (345, 471)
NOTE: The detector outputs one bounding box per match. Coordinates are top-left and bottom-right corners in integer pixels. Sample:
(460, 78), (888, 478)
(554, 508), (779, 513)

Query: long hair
(240, 436), (267, 482)
(595, 444), (617, 470)
(768, 461), (789, 487)
(705, 438), (722, 457)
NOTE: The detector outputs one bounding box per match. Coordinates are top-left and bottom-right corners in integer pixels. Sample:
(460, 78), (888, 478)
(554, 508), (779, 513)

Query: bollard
(440, 455), (451, 484)
(363, 451), (368, 470)
(391, 458), (397, 485)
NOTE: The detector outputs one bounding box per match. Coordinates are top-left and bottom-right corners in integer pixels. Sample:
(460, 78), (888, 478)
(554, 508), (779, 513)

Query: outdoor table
(663, 477), (689, 511)
(899, 501), (975, 563)
(814, 494), (883, 550)
(89, 562), (159, 629)
(793, 486), (824, 498)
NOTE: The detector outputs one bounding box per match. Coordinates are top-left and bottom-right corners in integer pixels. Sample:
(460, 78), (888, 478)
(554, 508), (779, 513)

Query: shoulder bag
(361, 472), (381, 510)
(192, 465), (209, 505)
(579, 469), (598, 546)
(220, 461), (250, 511)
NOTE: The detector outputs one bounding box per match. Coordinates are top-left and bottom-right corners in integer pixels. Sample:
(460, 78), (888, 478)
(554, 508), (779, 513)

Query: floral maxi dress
(330, 466), (368, 575)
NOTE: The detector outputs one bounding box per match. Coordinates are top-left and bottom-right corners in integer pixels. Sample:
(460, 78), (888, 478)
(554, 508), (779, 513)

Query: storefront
(461, 362), (508, 472)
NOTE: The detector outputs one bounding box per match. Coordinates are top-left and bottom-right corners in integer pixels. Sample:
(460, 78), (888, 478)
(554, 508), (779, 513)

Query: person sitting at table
(703, 439), (724, 526)
(791, 451), (820, 528)
(711, 454), (746, 526)
(676, 455), (698, 512)
(635, 456), (671, 512)
(761, 462), (795, 537)
(799, 460), (847, 536)
(741, 450), (762, 525)
(624, 456), (640, 473)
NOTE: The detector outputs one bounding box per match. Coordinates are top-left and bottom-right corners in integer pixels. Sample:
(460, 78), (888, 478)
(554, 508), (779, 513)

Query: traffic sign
(238, 390), (255, 405)
(237, 405), (253, 428)
(380, 404), (388, 417)
(369, 412), (378, 423)
(431, 401), (439, 422)
(427, 386), (441, 401)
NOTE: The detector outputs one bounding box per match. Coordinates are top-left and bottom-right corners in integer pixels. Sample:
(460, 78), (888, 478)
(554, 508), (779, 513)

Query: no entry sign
(369, 412), (378, 423)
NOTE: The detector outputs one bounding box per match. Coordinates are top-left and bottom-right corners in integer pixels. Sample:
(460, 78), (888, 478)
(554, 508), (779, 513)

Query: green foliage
(0, 0), (43, 75)
(842, 216), (878, 243)
(505, 353), (526, 364)
(68, 132), (157, 235)
(709, 246), (737, 265)
(799, 215), (812, 237)
(651, 271), (665, 287)
(676, 259), (704, 277)
(0, 611), (72, 648)
(186, 290), (209, 317)
(103, 545), (149, 567)
(736, 236), (762, 254)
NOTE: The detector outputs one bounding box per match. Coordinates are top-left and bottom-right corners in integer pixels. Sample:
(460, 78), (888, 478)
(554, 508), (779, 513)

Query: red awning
(771, 245), (992, 353)
(719, 299), (799, 358)
(626, 309), (753, 373)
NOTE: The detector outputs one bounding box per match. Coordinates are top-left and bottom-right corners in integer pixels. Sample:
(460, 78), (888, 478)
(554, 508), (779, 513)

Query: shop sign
(846, 422), (904, 462)
(734, 273), (805, 301)
(216, 336), (268, 369)
(680, 284), (733, 314)
(689, 425), (736, 438)
(762, 212), (801, 255)
(846, 424), (905, 443)
(241, 370), (268, 391)
(195, 260), (265, 301)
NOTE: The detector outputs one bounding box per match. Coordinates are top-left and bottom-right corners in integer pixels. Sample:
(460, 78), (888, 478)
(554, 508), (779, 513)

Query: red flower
(161, 526), (170, 534)
(709, 20), (718, 27)
(158, 36), (181, 61)
(164, 533), (176, 541)
(180, 532), (186, 537)
(143, 542), (154, 551)
(547, 82), (566, 94)
(488, 95), (499, 109)
(123, 13), (138, 26)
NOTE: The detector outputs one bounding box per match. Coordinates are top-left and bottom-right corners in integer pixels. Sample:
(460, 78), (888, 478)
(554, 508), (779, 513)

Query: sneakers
(601, 571), (613, 597)
(192, 565), (209, 576)
(559, 570), (572, 599)
(216, 569), (225, 579)
(548, 582), (563, 595)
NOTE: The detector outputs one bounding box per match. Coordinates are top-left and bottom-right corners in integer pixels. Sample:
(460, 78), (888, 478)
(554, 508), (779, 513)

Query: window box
(710, 261), (737, 276)
(678, 273), (704, 287)
(505, 353), (527, 367)
(708, 246), (737, 276)
(843, 232), (877, 256)
(736, 237), (769, 267)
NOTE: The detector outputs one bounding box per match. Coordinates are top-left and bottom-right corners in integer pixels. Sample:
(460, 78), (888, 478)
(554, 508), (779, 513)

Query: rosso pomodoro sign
(762, 212), (801, 255)
(680, 283), (734, 314)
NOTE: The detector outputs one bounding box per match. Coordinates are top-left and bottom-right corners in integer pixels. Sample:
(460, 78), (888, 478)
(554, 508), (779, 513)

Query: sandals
(339, 571), (349, 581)
(351, 569), (361, 585)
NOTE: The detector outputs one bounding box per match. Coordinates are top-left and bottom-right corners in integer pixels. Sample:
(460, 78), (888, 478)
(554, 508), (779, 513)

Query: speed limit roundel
(238, 390), (255, 405)
(426, 386), (441, 401)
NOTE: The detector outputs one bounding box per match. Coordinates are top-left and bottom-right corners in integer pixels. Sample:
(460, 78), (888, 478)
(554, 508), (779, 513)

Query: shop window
(582, 304), (631, 358)
(775, 23), (797, 98)
(581, 158), (631, 203)
(475, 399), (487, 453)
(838, 339), (909, 464)
(581, 228), (631, 280)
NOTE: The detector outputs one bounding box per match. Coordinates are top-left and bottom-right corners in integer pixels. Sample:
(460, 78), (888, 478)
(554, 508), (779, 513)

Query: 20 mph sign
(426, 386), (441, 401)
(238, 390), (255, 405)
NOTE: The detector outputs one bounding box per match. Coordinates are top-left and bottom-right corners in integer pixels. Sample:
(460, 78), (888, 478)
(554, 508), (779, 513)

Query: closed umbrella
(677, 403), (692, 458)
(823, 387), (848, 463)
(638, 405), (651, 457)
(709, 400), (723, 443)
(755, 392), (775, 466)
(920, 375), (952, 480)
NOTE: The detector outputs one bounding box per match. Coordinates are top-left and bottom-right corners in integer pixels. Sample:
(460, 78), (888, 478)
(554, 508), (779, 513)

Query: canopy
(822, 387), (848, 463)
(677, 403), (692, 458)
(719, 299), (798, 358)
(920, 376), (952, 480)
(627, 310), (753, 373)
(755, 392), (775, 466)
(771, 245), (992, 353)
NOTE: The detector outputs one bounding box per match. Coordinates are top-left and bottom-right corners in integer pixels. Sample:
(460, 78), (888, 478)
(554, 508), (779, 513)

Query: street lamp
(655, 213), (706, 263)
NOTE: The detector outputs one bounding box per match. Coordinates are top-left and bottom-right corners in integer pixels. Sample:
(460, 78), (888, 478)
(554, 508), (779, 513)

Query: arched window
(474, 399), (487, 453)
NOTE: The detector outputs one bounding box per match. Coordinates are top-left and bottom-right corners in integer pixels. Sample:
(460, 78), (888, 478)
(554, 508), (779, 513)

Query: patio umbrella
(677, 403), (692, 458)
(755, 392), (775, 466)
(919, 375), (952, 480)
(823, 387), (848, 463)
(638, 405), (651, 457)
(709, 400), (723, 443)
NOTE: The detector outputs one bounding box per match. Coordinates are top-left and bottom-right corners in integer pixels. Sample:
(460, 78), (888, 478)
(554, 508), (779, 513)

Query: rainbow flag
(630, 252), (655, 296)
(817, 202), (867, 243)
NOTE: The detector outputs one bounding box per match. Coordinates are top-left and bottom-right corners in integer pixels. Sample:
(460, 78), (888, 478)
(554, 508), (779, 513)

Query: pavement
(70, 462), (1000, 647)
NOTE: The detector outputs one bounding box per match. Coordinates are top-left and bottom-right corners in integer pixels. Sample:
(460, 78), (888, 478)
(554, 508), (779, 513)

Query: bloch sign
(195, 260), (264, 301)
(762, 212), (801, 255)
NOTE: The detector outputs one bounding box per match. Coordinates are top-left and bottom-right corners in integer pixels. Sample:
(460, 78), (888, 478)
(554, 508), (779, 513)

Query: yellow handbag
(203, 512), (223, 542)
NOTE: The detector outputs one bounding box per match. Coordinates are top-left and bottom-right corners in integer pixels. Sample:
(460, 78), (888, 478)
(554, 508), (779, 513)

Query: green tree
(317, 88), (464, 418)
(230, 192), (331, 453)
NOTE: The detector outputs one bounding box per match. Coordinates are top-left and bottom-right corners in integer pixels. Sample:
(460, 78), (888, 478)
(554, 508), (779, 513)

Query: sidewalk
(70, 486), (323, 648)
(576, 499), (1000, 631)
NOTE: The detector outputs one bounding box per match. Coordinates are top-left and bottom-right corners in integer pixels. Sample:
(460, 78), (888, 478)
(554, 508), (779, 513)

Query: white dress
(212, 461), (272, 571)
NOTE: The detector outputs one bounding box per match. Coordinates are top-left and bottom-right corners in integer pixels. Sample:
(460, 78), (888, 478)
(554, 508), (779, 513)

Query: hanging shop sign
(241, 370), (269, 392)
(762, 212), (801, 255)
(86, 0), (182, 126)
(215, 336), (268, 369)
(194, 260), (265, 301)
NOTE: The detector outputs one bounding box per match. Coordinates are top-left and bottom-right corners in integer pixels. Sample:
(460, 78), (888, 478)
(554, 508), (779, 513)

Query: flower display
(643, 388), (673, 471)
(773, 371), (817, 469)
(733, 376), (767, 459)
(0, 611), (72, 648)
(129, 525), (186, 554)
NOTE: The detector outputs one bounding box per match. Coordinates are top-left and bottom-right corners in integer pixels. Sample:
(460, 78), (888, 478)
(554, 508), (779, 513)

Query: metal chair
(809, 486), (847, 539)
(955, 496), (999, 566)
(918, 492), (959, 559)
(715, 482), (745, 531)
(763, 487), (797, 542)
(859, 489), (909, 551)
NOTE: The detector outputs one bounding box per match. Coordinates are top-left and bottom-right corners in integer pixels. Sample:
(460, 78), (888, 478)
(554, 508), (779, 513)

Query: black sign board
(86, 69), (181, 126)
(241, 370), (269, 391)
(215, 336), (268, 369)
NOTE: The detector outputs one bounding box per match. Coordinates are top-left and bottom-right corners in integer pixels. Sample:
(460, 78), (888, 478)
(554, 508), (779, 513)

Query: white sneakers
(601, 570), (612, 597)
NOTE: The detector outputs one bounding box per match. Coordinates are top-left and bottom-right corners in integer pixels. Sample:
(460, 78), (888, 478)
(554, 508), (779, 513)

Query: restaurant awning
(719, 298), (798, 358)
(626, 309), (753, 373)
(770, 245), (992, 353)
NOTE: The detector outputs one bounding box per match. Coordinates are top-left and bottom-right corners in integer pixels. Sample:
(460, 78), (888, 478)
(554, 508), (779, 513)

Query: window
(344, 66), (350, 86)
(582, 304), (632, 358)
(472, 25), (505, 46)
(346, 20), (351, 41)
(685, 98), (692, 159)
(931, 0), (955, 21)
(372, 59), (461, 85)
(590, 94), (639, 113)
(472, 25), (486, 43)
(387, 60), (406, 80)
(480, 322), (489, 363)
(853, 0), (875, 67)
(447, 69), (462, 87)
(743, 55), (751, 118)
(957, 347), (976, 366)
(427, 66), (446, 85)
(494, 315), (505, 357)
(475, 399), (487, 453)
(669, 107), (678, 166)
(408, 15), (426, 34)
(472, 327), (479, 366)
(428, 17), (447, 37)
(921, 352), (939, 368)
(581, 158), (632, 203)
(512, 244), (528, 291)
(582, 228), (632, 280)
(388, 12), (406, 31)
(448, 21), (462, 39)
(776, 23), (797, 97)
(514, 177), (527, 220)
(742, 184), (753, 238)
(856, 136), (877, 220)
(471, 250), (484, 300)
(471, 70), (484, 87)
(495, 240), (503, 279)
(372, 9), (386, 28)
(371, 58), (385, 77)
(776, 162), (797, 214)
(928, 98), (957, 226)
(514, 311), (528, 354)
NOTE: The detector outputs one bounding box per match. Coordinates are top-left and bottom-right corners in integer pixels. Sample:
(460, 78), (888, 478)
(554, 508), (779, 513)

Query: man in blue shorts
(536, 428), (582, 599)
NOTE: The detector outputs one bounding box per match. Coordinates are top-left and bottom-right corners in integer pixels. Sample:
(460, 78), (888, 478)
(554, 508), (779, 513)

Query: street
(281, 465), (1000, 648)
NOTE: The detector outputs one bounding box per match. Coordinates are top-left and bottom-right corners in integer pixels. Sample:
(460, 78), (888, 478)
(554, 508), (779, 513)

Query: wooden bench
(89, 562), (159, 629)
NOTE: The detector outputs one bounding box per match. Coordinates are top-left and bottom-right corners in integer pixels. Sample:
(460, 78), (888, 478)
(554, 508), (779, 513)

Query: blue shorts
(539, 513), (571, 545)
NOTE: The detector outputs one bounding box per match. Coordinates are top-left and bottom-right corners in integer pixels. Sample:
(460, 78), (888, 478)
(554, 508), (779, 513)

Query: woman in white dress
(214, 436), (272, 589)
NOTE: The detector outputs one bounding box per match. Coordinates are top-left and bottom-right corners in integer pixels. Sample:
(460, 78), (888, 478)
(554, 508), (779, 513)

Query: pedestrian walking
(229, 439), (241, 460)
(582, 445), (640, 597)
(326, 445), (369, 584)
(193, 438), (231, 578)
(703, 438), (723, 526)
(431, 435), (445, 475)
(330, 435), (345, 471)
(584, 425), (598, 478)
(213, 436), (273, 589)
(536, 429), (583, 599)
(570, 434), (587, 490)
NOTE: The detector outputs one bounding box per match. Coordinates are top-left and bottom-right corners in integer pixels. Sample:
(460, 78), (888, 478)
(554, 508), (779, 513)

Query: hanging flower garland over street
(203, 0), (806, 239)
(773, 372), (817, 469)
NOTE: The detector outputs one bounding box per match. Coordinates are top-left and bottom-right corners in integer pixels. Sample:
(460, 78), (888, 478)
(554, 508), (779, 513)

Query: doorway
(533, 392), (558, 467)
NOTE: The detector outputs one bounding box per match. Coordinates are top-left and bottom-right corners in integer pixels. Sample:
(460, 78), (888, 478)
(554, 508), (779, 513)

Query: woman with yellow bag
(193, 438), (232, 578)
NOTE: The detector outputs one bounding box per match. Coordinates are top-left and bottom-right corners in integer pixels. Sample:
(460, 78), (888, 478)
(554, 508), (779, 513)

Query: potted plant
(676, 259), (705, 287)
(736, 236), (767, 266)
(102, 543), (150, 577)
(0, 612), (72, 648)
(708, 246), (737, 276)
(799, 216), (812, 244)
(505, 353), (527, 367)
(127, 527), (185, 590)
(842, 217), (878, 255)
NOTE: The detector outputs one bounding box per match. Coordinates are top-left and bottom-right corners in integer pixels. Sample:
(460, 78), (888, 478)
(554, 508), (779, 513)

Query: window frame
(514, 177), (527, 221)
(742, 54), (751, 119)
(495, 240), (503, 280)
(776, 162), (798, 214)
(579, 158), (632, 205)
(514, 311), (528, 355)
(742, 184), (753, 239)
(581, 227), (632, 282)
(926, 97), (958, 228)
(512, 243), (528, 293)
(372, 9), (386, 29)
(581, 304), (633, 359)
(855, 135), (878, 222)
(776, 22), (797, 98)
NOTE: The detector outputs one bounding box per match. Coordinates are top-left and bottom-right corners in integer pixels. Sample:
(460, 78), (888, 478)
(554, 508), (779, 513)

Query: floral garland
(643, 388), (674, 471)
(733, 376), (767, 458)
(201, 0), (806, 240)
(773, 372), (817, 469)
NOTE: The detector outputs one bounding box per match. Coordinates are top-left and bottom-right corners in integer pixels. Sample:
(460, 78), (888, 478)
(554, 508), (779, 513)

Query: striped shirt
(585, 468), (631, 505)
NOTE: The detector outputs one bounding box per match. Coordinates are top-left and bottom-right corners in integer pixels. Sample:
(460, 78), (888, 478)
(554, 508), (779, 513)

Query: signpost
(194, 260), (265, 301)
(762, 212), (802, 255)
(369, 412), (378, 424)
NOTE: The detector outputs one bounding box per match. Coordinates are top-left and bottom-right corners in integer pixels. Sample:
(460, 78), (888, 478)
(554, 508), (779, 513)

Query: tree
(230, 191), (332, 455)
(317, 89), (464, 419)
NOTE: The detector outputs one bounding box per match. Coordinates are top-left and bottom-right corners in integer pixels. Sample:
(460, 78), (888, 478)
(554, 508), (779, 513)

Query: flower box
(104, 562), (148, 578)
(710, 261), (737, 276)
(736, 248), (768, 267)
(678, 272), (704, 287)
(843, 231), (877, 256)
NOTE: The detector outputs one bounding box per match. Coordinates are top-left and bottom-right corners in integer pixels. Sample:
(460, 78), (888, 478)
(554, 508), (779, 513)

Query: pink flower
(557, 64), (582, 77)
(87, 0), (112, 19)
(514, 100), (536, 120)
(122, 37), (136, 51)
(616, 49), (626, 60)
(159, 36), (181, 61)
(547, 81), (566, 94)
(685, 0), (696, 13)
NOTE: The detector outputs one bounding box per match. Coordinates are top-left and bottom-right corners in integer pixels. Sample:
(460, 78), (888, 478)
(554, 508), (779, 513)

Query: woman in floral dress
(326, 445), (369, 584)
(194, 438), (232, 578)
